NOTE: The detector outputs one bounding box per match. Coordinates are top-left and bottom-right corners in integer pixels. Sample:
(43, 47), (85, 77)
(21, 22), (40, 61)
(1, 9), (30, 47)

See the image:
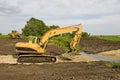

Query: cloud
(42, 14), (120, 35)
(1, 0), (119, 17)
(0, 0), (120, 35)
(22, 0), (120, 17)
(0, 0), (21, 16)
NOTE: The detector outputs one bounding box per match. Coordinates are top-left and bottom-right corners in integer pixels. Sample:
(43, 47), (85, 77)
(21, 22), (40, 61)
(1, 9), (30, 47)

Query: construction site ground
(0, 38), (120, 80)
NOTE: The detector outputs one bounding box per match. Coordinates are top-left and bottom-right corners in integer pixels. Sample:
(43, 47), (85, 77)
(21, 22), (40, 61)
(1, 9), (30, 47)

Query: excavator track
(17, 55), (56, 63)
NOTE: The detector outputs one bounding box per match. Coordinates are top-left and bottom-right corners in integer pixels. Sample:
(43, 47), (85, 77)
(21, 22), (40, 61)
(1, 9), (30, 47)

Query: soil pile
(0, 39), (27, 55)
(0, 39), (65, 55)
(1, 38), (120, 55)
(46, 43), (65, 55)
(79, 37), (120, 54)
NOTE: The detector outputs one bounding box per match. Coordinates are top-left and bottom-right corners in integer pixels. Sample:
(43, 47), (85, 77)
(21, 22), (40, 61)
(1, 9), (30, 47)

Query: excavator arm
(39, 24), (82, 51)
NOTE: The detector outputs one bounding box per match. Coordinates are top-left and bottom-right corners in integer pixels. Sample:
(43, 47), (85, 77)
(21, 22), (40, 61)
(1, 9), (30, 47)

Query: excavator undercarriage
(16, 48), (56, 63)
(18, 54), (56, 63)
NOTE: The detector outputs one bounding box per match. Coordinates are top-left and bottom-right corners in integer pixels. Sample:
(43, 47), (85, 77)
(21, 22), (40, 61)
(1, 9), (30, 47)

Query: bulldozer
(15, 24), (82, 63)
(9, 30), (22, 39)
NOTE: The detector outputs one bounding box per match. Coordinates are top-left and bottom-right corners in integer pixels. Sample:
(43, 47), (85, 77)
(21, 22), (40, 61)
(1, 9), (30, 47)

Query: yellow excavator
(9, 30), (22, 39)
(15, 24), (82, 63)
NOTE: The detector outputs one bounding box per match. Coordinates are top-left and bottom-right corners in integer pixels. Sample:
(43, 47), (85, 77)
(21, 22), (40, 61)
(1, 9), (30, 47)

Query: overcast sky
(0, 0), (120, 35)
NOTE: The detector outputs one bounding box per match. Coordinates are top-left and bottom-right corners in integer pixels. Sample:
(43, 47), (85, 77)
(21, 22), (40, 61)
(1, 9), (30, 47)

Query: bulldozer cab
(9, 30), (22, 39)
(12, 30), (17, 33)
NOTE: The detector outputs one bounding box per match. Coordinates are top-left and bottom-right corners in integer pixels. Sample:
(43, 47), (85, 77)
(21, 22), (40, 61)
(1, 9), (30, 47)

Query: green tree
(49, 25), (59, 30)
(22, 17), (49, 36)
(70, 32), (90, 38)
(82, 32), (90, 38)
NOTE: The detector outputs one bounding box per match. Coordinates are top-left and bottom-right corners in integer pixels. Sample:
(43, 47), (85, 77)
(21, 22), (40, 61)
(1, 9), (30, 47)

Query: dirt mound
(1, 37), (120, 55)
(0, 39), (65, 55)
(0, 38), (120, 63)
(80, 37), (120, 54)
(0, 38), (27, 55)
(46, 43), (65, 56)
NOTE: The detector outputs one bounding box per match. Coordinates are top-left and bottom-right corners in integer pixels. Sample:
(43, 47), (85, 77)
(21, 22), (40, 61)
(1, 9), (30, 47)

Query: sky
(0, 0), (120, 35)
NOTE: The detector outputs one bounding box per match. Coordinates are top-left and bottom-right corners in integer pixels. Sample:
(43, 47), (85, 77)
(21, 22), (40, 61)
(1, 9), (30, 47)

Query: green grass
(49, 35), (72, 52)
(0, 35), (9, 39)
(106, 62), (120, 69)
(92, 35), (120, 42)
(112, 62), (120, 69)
(49, 35), (81, 52)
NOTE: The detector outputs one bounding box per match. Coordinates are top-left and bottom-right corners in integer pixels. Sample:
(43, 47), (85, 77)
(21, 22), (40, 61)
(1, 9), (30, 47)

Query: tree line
(22, 17), (90, 38)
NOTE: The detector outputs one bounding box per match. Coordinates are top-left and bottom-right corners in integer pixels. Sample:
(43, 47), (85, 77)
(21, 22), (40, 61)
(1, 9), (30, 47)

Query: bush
(0, 33), (2, 35)
(112, 63), (120, 69)
(106, 62), (120, 69)
(82, 32), (90, 38)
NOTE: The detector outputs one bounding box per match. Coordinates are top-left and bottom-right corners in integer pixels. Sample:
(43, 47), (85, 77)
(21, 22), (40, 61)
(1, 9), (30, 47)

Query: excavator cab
(28, 36), (41, 44)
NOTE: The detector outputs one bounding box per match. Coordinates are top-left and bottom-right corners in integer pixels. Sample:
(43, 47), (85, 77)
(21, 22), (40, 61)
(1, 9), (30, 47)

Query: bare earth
(0, 38), (120, 80)
(0, 62), (120, 80)
(98, 49), (120, 59)
(56, 53), (98, 63)
(80, 37), (120, 54)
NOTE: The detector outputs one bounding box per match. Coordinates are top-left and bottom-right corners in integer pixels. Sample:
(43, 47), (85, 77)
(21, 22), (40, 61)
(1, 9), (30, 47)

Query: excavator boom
(39, 24), (82, 50)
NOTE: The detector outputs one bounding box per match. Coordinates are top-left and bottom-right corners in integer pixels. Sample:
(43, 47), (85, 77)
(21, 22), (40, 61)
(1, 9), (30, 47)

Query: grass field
(49, 35), (72, 52)
(92, 35), (120, 42)
(0, 35), (9, 39)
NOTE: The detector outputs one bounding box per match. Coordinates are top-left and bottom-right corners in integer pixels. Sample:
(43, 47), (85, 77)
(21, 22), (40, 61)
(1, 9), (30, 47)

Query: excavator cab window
(36, 38), (40, 44)
(28, 36), (36, 43)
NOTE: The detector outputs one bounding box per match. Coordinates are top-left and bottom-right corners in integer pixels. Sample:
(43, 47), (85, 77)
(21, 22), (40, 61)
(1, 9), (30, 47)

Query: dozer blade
(17, 55), (56, 63)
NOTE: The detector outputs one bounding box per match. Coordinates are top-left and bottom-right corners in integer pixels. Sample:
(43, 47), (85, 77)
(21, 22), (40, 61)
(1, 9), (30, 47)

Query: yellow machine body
(9, 30), (22, 39)
(15, 24), (82, 63)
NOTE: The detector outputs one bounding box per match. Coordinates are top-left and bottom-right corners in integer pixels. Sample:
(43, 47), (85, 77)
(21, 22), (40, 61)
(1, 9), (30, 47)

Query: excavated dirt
(0, 38), (120, 80)
(0, 38), (28, 55)
(80, 37), (120, 54)
(0, 38), (65, 55)
(0, 37), (120, 55)
(0, 62), (120, 80)
(46, 43), (65, 56)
